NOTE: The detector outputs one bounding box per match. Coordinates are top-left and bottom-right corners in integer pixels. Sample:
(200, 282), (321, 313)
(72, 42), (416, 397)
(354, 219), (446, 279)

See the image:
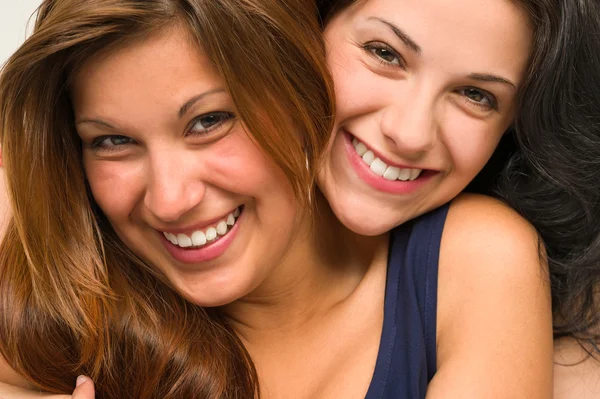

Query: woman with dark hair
(0, 0), (554, 398)
(317, 0), (600, 397)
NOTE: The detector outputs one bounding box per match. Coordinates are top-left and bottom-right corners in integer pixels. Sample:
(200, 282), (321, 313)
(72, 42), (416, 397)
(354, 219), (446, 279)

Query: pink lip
(343, 131), (436, 195)
(159, 209), (242, 264)
(159, 207), (239, 235)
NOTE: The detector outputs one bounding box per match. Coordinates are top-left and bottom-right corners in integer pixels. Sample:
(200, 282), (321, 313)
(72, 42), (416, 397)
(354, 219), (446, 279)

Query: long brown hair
(0, 0), (334, 397)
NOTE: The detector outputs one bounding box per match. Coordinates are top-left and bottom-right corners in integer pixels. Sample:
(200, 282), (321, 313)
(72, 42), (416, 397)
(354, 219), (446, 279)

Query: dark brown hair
(0, 0), (334, 397)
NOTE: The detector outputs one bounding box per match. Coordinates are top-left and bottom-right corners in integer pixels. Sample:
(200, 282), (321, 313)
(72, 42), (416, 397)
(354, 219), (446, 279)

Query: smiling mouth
(162, 206), (243, 249)
(351, 137), (424, 181)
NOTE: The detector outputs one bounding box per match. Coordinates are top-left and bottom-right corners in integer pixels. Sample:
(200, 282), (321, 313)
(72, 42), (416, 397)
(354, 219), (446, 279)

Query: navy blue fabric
(364, 204), (449, 399)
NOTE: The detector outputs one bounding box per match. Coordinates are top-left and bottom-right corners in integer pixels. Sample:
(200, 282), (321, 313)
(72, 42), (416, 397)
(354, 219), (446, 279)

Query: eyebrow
(177, 87), (226, 119)
(468, 73), (516, 89)
(76, 87), (227, 128)
(366, 17), (516, 90)
(367, 17), (422, 55)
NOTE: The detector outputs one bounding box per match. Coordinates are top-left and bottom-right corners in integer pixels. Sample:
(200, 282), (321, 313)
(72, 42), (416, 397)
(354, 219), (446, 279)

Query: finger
(71, 376), (95, 399)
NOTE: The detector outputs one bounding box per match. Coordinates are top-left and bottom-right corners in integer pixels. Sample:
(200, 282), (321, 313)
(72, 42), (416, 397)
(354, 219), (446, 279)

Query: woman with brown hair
(0, 0), (336, 396)
(0, 0), (551, 398)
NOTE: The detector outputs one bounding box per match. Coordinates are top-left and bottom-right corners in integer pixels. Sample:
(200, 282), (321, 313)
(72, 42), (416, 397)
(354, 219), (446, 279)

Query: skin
(0, 26), (393, 398)
(317, 0), (554, 396)
(319, 0), (532, 236)
(554, 338), (600, 398)
(0, 4), (553, 397)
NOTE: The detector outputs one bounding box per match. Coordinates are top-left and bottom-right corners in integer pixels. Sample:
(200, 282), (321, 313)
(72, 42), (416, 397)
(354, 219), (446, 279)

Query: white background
(0, 1), (43, 65)
(0, 1), (40, 225)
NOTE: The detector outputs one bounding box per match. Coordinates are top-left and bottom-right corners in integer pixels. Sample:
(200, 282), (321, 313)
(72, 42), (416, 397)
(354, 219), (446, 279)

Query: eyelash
(362, 41), (406, 69)
(187, 111), (235, 137)
(88, 111), (236, 152)
(360, 41), (499, 112)
(456, 88), (499, 111)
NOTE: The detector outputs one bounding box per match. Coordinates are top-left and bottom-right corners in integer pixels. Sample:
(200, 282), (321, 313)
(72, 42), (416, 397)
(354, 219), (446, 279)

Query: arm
(427, 194), (553, 398)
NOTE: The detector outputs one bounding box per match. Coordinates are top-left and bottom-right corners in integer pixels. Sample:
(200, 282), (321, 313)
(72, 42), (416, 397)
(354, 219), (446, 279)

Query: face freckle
(71, 26), (303, 307)
(317, 0), (533, 236)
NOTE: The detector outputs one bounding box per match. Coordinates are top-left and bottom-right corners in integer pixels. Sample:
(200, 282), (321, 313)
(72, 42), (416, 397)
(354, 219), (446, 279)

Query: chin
(333, 200), (396, 237)
(175, 273), (255, 308)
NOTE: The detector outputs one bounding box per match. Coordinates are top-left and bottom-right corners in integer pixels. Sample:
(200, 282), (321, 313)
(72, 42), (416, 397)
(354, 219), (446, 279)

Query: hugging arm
(427, 194), (553, 398)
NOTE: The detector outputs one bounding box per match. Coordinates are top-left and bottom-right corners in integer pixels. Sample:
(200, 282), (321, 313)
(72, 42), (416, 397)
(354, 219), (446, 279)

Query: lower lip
(159, 211), (242, 264)
(343, 131), (434, 195)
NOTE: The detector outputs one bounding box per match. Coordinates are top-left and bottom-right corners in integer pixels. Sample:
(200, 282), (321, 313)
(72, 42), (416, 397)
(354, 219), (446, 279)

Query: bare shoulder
(438, 193), (548, 305)
(427, 193), (553, 398)
(443, 192), (541, 256)
(554, 338), (600, 399)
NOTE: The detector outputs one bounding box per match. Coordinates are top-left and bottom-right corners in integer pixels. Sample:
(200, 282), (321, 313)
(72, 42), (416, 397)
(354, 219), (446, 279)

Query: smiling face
(71, 27), (304, 307)
(319, 0), (532, 235)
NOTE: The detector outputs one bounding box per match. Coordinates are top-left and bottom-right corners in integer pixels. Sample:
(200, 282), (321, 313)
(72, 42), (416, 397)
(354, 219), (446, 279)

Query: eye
(90, 135), (135, 150)
(188, 111), (235, 136)
(457, 87), (498, 111)
(363, 42), (405, 68)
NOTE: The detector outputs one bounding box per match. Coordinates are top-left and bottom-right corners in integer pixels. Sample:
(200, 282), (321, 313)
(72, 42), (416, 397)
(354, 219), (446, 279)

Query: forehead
(70, 26), (223, 122)
(331, 0), (533, 82)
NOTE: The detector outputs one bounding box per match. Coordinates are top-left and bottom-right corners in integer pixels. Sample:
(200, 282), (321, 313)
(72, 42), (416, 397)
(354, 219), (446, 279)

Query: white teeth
(163, 207), (242, 249)
(409, 169), (422, 181)
(355, 142), (368, 157)
(383, 166), (400, 181)
(191, 230), (207, 246)
(369, 158), (387, 176)
(165, 232), (178, 245)
(216, 221), (228, 235)
(226, 213), (235, 226)
(362, 150), (375, 166)
(351, 137), (423, 183)
(177, 234), (192, 248)
(205, 227), (217, 241)
(397, 169), (411, 181)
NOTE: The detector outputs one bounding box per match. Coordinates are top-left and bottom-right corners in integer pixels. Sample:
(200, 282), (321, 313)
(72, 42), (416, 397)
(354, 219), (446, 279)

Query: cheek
(84, 158), (143, 219)
(443, 120), (504, 175)
(328, 51), (395, 125)
(203, 135), (295, 201)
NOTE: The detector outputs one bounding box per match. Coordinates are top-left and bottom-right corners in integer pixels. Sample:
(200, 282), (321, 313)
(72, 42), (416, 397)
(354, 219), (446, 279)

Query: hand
(71, 376), (94, 399)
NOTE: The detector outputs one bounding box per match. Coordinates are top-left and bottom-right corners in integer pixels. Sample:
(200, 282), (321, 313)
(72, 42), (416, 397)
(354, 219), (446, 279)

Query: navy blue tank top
(364, 204), (449, 399)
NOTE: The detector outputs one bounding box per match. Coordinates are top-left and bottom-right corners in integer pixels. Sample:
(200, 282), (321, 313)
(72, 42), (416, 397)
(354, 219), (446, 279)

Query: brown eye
(373, 48), (398, 63)
(363, 42), (404, 67)
(188, 111), (234, 136)
(464, 88), (485, 103)
(92, 135), (134, 149)
(456, 87), (498, 110)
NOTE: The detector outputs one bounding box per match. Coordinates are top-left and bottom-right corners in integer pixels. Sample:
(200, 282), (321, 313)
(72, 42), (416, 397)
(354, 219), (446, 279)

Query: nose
(144, 151), (206, 223)
(380, 88), (437, 158)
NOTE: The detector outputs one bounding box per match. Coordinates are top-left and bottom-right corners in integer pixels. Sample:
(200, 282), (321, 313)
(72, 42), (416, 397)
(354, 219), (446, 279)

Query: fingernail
(76, 375), (88, 387)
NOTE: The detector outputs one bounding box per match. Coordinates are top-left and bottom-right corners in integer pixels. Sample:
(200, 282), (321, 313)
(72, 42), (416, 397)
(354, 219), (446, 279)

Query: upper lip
(156, 206), (239, 235)
(347, 131), (437, 171)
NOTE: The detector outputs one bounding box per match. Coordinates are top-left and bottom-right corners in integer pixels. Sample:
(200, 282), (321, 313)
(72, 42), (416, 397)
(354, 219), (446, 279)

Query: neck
(220, 191), (388, 340)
